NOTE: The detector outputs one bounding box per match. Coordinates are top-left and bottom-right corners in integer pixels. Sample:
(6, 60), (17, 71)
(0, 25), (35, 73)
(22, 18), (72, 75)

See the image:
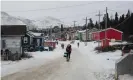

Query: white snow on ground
(1, 40), (126, 80)
(74, 41), (122, 70)
(119, 74), (133, 80)
(72, 40), (122, 80)
(1, 43), (67, 77)
(109, 41), (127, 46)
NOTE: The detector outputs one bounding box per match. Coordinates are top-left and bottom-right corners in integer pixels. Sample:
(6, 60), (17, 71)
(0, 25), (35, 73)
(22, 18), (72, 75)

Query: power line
(3, 1), (104, 12)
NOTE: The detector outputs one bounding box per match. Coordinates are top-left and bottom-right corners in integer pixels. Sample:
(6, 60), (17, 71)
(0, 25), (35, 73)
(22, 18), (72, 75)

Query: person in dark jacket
(61, 43), (64, 49)
(77, 42), (79, 47)
(66, 44), (72, 60)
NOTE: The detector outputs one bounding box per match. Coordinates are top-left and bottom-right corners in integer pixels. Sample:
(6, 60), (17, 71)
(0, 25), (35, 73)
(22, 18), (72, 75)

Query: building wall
(82, 33), (86, 41)
(115, 53), (133, 80)
(107, 29), (122, 41)
(99, 31), (105, 40)
(92, 32), (100, 41)
(1, 36), (22, 54)
(94, 29), (122, 41)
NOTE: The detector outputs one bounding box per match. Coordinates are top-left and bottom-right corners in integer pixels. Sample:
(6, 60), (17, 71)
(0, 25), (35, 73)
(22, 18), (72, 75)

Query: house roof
(92, 28), (123, 33)
(27, 31), (44, 37)
(1, 25), (27, 36)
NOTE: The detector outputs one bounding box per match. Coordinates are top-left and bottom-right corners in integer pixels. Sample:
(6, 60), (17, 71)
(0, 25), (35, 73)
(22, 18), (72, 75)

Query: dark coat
(66, 45), (72, 53)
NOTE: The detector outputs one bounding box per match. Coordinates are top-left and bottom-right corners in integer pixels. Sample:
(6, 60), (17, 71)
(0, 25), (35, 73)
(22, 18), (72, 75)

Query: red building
(92, 28), (123, 41)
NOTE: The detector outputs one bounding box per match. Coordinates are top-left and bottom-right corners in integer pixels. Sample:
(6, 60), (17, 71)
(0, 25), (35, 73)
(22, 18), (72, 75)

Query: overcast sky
(1, 1), (133, 26)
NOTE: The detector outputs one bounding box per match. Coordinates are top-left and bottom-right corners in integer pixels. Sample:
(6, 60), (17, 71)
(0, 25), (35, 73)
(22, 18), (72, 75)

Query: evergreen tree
(88, 18), (94, 29)
(100, 14), (106, 29)
(95, 21), (99, 29)
(61, 24), (64, 32)
(82, 24), (86, 30)
(126, 10), (131, 18)
(107, 13), (111, 28)
(115, 12), (119, 26)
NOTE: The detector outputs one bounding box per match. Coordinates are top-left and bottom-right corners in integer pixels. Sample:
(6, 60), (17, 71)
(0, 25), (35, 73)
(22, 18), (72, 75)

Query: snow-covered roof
(92, 28), (123, 33)
(28, 31), (44, 37)
(78, 30), (86, 33)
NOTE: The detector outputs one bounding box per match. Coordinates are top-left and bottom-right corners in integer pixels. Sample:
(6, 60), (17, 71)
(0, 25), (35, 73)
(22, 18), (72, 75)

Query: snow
(119, 74), (133, 80)
(29, 31), (43, 36)
(1, 12), (25, 25)
(1, 44), (65, 77)
(1, 40), (128, 79)
(72, 40), (122, 80)
(74, 41), (122, 69)
(1, 12), (65, 29)
(109, 41), (127, 46)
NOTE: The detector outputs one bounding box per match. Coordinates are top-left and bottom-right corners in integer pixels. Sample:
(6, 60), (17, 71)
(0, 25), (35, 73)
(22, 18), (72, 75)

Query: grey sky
(1, 1), (133, 26)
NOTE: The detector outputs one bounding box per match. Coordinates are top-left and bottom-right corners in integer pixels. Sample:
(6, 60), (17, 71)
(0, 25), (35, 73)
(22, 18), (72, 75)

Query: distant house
(1, 25), (27, 54)
(22, 31), (45, 51)
(66, 31), (75, 40)
(76, 28), (98, 41)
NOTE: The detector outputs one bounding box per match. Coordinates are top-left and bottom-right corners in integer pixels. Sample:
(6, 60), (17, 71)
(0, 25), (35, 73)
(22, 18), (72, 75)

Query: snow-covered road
(1, 41), (123, 80)
(2, 46), (112, 80)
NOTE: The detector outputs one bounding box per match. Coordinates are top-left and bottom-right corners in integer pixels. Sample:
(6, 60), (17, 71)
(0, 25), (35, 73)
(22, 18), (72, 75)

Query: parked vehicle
(121, 43), (133, 56)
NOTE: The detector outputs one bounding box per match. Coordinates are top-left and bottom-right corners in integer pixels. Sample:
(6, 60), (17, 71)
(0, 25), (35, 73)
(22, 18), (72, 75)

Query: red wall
(99, 31), (105, 40)
(92, 28), (122, 41)
(92, 32), (99, 40)
(106, 29), (122, 40)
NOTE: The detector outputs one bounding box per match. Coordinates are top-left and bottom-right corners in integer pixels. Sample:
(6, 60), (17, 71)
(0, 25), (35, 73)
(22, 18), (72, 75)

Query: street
(1, 47), (101, 80)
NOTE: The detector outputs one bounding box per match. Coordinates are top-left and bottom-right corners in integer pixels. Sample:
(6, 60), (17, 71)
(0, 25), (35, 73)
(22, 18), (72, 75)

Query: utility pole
(73, 21), (77, 27)
(96, 10), (103, 48)
(84, 17), (89, 46)
(72, 21), (77, 40)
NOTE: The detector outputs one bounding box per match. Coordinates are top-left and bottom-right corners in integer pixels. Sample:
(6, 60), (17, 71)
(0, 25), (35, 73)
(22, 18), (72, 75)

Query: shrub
(95, 46), (116, 52)
(21, 53), (32, 59)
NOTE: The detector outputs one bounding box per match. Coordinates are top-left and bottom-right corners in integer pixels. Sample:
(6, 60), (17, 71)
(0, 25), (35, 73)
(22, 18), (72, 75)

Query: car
(121, 43), (133, 56)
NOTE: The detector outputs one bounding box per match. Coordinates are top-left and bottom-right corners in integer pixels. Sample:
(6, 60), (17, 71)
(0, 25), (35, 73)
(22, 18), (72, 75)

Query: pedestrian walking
(66, 44), (72, 61)
(77, 42), (79, 47)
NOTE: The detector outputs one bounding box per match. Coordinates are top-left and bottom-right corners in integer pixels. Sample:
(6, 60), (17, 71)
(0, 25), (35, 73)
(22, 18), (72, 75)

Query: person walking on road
(77, 42), (79, 48)
(61, 43), (64, 49)
(66, 44), (72, 61)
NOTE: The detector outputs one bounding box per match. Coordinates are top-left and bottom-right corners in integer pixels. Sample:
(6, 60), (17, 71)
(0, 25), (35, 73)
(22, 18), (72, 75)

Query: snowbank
(76, 41), (122, 70)
(110, 41), (127, 46)
(1, 44), (64, 77)
(72, 41), (122, 79)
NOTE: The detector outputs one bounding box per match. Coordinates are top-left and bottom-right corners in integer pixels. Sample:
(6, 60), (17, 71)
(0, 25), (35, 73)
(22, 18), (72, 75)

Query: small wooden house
(92, 28), (123, 41)
(1, 25), (27, 54)
(22, 31), (45, 51)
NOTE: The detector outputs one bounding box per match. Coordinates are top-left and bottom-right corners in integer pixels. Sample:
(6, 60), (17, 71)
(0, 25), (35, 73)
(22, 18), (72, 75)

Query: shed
(92, 28), (123, 41)
(1, 25), (27, 54)
(22, 31), (45, 51)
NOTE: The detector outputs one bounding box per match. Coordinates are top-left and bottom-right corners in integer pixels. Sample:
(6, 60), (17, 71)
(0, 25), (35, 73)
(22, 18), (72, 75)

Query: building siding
(1, 36), (22, 54)
(92, 28), (122, 41)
